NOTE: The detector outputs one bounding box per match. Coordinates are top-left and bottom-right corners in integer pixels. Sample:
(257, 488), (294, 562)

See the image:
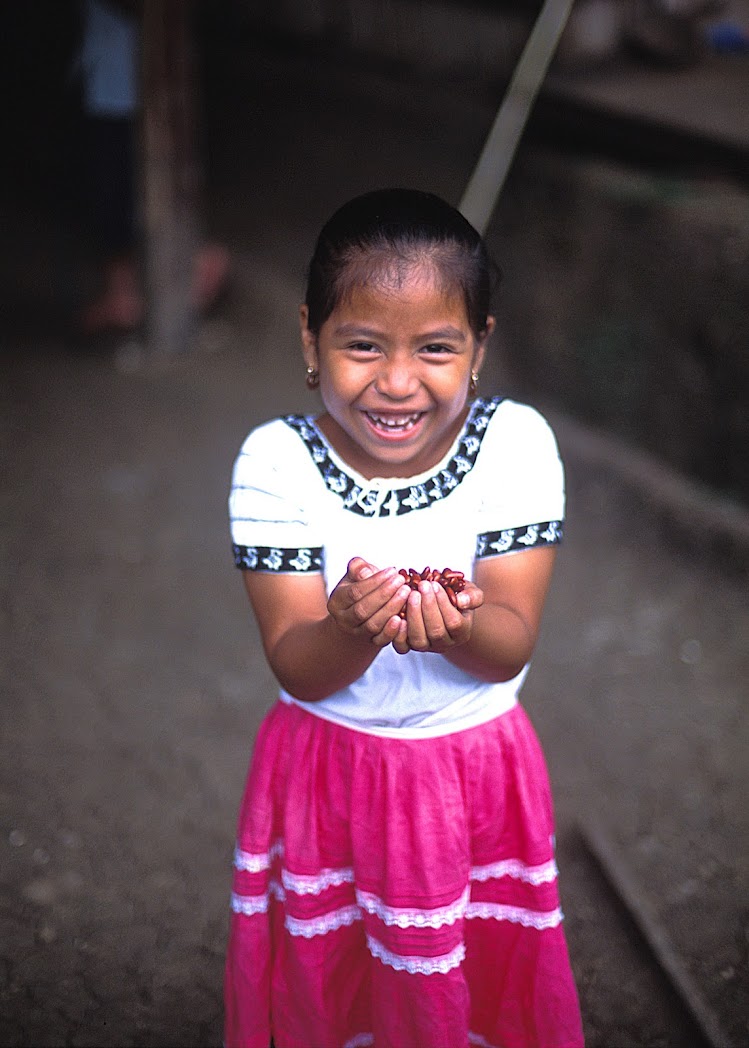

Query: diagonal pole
(459, 0), (577, 235)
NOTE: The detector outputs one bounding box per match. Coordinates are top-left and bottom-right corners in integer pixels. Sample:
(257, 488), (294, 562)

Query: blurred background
(1, 2), (748, 1046)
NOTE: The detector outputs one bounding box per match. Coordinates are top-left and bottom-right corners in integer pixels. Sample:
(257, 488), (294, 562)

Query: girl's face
(300, 264), (494, 480)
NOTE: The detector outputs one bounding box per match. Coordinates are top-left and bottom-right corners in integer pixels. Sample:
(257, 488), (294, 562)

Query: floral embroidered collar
(283, 396), (503, 517)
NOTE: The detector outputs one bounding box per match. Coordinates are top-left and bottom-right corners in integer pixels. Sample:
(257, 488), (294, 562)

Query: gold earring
(469, 371), (479, 396)
(306, 364), (320, 390)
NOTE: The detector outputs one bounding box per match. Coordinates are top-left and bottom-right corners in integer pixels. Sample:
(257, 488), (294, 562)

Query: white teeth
(367, 413), (421, 430)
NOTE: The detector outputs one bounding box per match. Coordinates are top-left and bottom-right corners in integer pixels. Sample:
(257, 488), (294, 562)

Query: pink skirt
(224, 700), (584, 1048)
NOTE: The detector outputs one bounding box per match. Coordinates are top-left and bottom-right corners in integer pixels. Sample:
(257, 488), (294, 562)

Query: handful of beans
(397, 567), (466, 617)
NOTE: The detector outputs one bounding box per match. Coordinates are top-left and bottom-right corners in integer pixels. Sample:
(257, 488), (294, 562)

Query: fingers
(392, 617), (410, 655)
(455, 581), (484, 612)
(404, 581), (474, 652)
(347, 556), (377, 582)
(375, 614), (409, 652)
(330, 565), (410, 640)
(406, 582), (447, 651)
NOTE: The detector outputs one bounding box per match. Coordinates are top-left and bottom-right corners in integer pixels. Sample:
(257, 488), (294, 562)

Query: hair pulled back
(304, 188), (495, 339)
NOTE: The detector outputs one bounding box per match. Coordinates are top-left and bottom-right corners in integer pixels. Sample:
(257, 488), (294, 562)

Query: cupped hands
(328, 557), (483, 655)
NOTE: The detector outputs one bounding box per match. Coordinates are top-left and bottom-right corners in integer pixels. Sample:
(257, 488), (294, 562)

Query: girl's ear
(299, 304), (318, 369)
(472, 314), (495, 374)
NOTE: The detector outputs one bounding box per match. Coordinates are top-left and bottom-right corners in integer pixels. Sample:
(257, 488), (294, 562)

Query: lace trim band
(470, 857), (558, 886)
(234, 840), (284, 872)
(232, 847), (563, 936)
(285, 904), (361, 938)
(232, 544), (323, 572)
(231, 891), (268, 917)
(466, 902), (563, 929)
(476, 520), (563, 558)
(269, 879), (286, 903)
(283, 865), (355, 894)
(236, 850), (557, 890)
(356, 886), (469, 928)
(232, 890), (560, 934)
(367, 934), (466, 975)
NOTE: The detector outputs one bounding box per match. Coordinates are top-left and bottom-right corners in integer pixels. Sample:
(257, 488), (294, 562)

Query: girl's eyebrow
(333, 323), (468, 342)
(332, 324), (384, 339)
(420, 326), (468, 343)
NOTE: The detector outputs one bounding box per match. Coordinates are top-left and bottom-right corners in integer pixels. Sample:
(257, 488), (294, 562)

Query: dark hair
(304, 188), (496, 338)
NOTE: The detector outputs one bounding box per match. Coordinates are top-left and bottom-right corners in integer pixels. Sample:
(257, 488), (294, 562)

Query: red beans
(397, 567), (466, 617)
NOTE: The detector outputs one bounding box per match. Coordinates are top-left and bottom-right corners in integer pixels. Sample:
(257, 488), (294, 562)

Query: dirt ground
(1, 28), (748, 1048)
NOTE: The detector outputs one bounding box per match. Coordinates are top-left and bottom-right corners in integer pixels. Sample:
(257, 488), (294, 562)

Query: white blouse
(229, 397), (564, 738)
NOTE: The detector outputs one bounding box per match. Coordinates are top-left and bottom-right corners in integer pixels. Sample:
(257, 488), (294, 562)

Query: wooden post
(140, 0), (198, 359)
(459, 0), (576, 235)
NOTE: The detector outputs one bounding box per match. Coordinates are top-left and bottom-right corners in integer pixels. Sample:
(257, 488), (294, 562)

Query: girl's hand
(327, 557), (412, 649)
(393, 578), (484, 655)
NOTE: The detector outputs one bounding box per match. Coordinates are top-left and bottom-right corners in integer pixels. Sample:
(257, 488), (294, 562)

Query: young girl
(225, 188), (584, 1048)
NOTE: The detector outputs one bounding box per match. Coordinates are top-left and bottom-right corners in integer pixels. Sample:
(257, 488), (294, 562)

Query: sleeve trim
(476, 520), (563, 558)
(232, 544), (324, 573)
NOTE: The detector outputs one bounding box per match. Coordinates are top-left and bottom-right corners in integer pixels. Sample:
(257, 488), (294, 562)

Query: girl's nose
(374, 361), (417, 399)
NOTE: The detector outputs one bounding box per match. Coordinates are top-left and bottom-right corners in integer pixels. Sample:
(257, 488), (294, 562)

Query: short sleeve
(474, 401), (565, 559)
(228, 419), (324, 573)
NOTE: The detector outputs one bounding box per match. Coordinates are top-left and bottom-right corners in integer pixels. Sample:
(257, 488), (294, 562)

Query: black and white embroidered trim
(282, 397), (503, 518)
(233, 544), (324, 572)
(476, 520), (563, 558)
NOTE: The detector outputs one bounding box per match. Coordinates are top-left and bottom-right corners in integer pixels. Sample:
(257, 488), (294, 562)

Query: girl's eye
(349, 342), (378, 353)
(422, 343), (453, 355)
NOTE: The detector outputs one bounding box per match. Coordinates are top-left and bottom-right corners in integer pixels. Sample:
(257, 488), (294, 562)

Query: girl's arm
(397, 546), (558, 683)
(241, 559), (412, 702)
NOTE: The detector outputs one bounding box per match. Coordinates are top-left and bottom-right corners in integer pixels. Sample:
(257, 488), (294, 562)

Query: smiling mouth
(364, 411), (425, 434)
